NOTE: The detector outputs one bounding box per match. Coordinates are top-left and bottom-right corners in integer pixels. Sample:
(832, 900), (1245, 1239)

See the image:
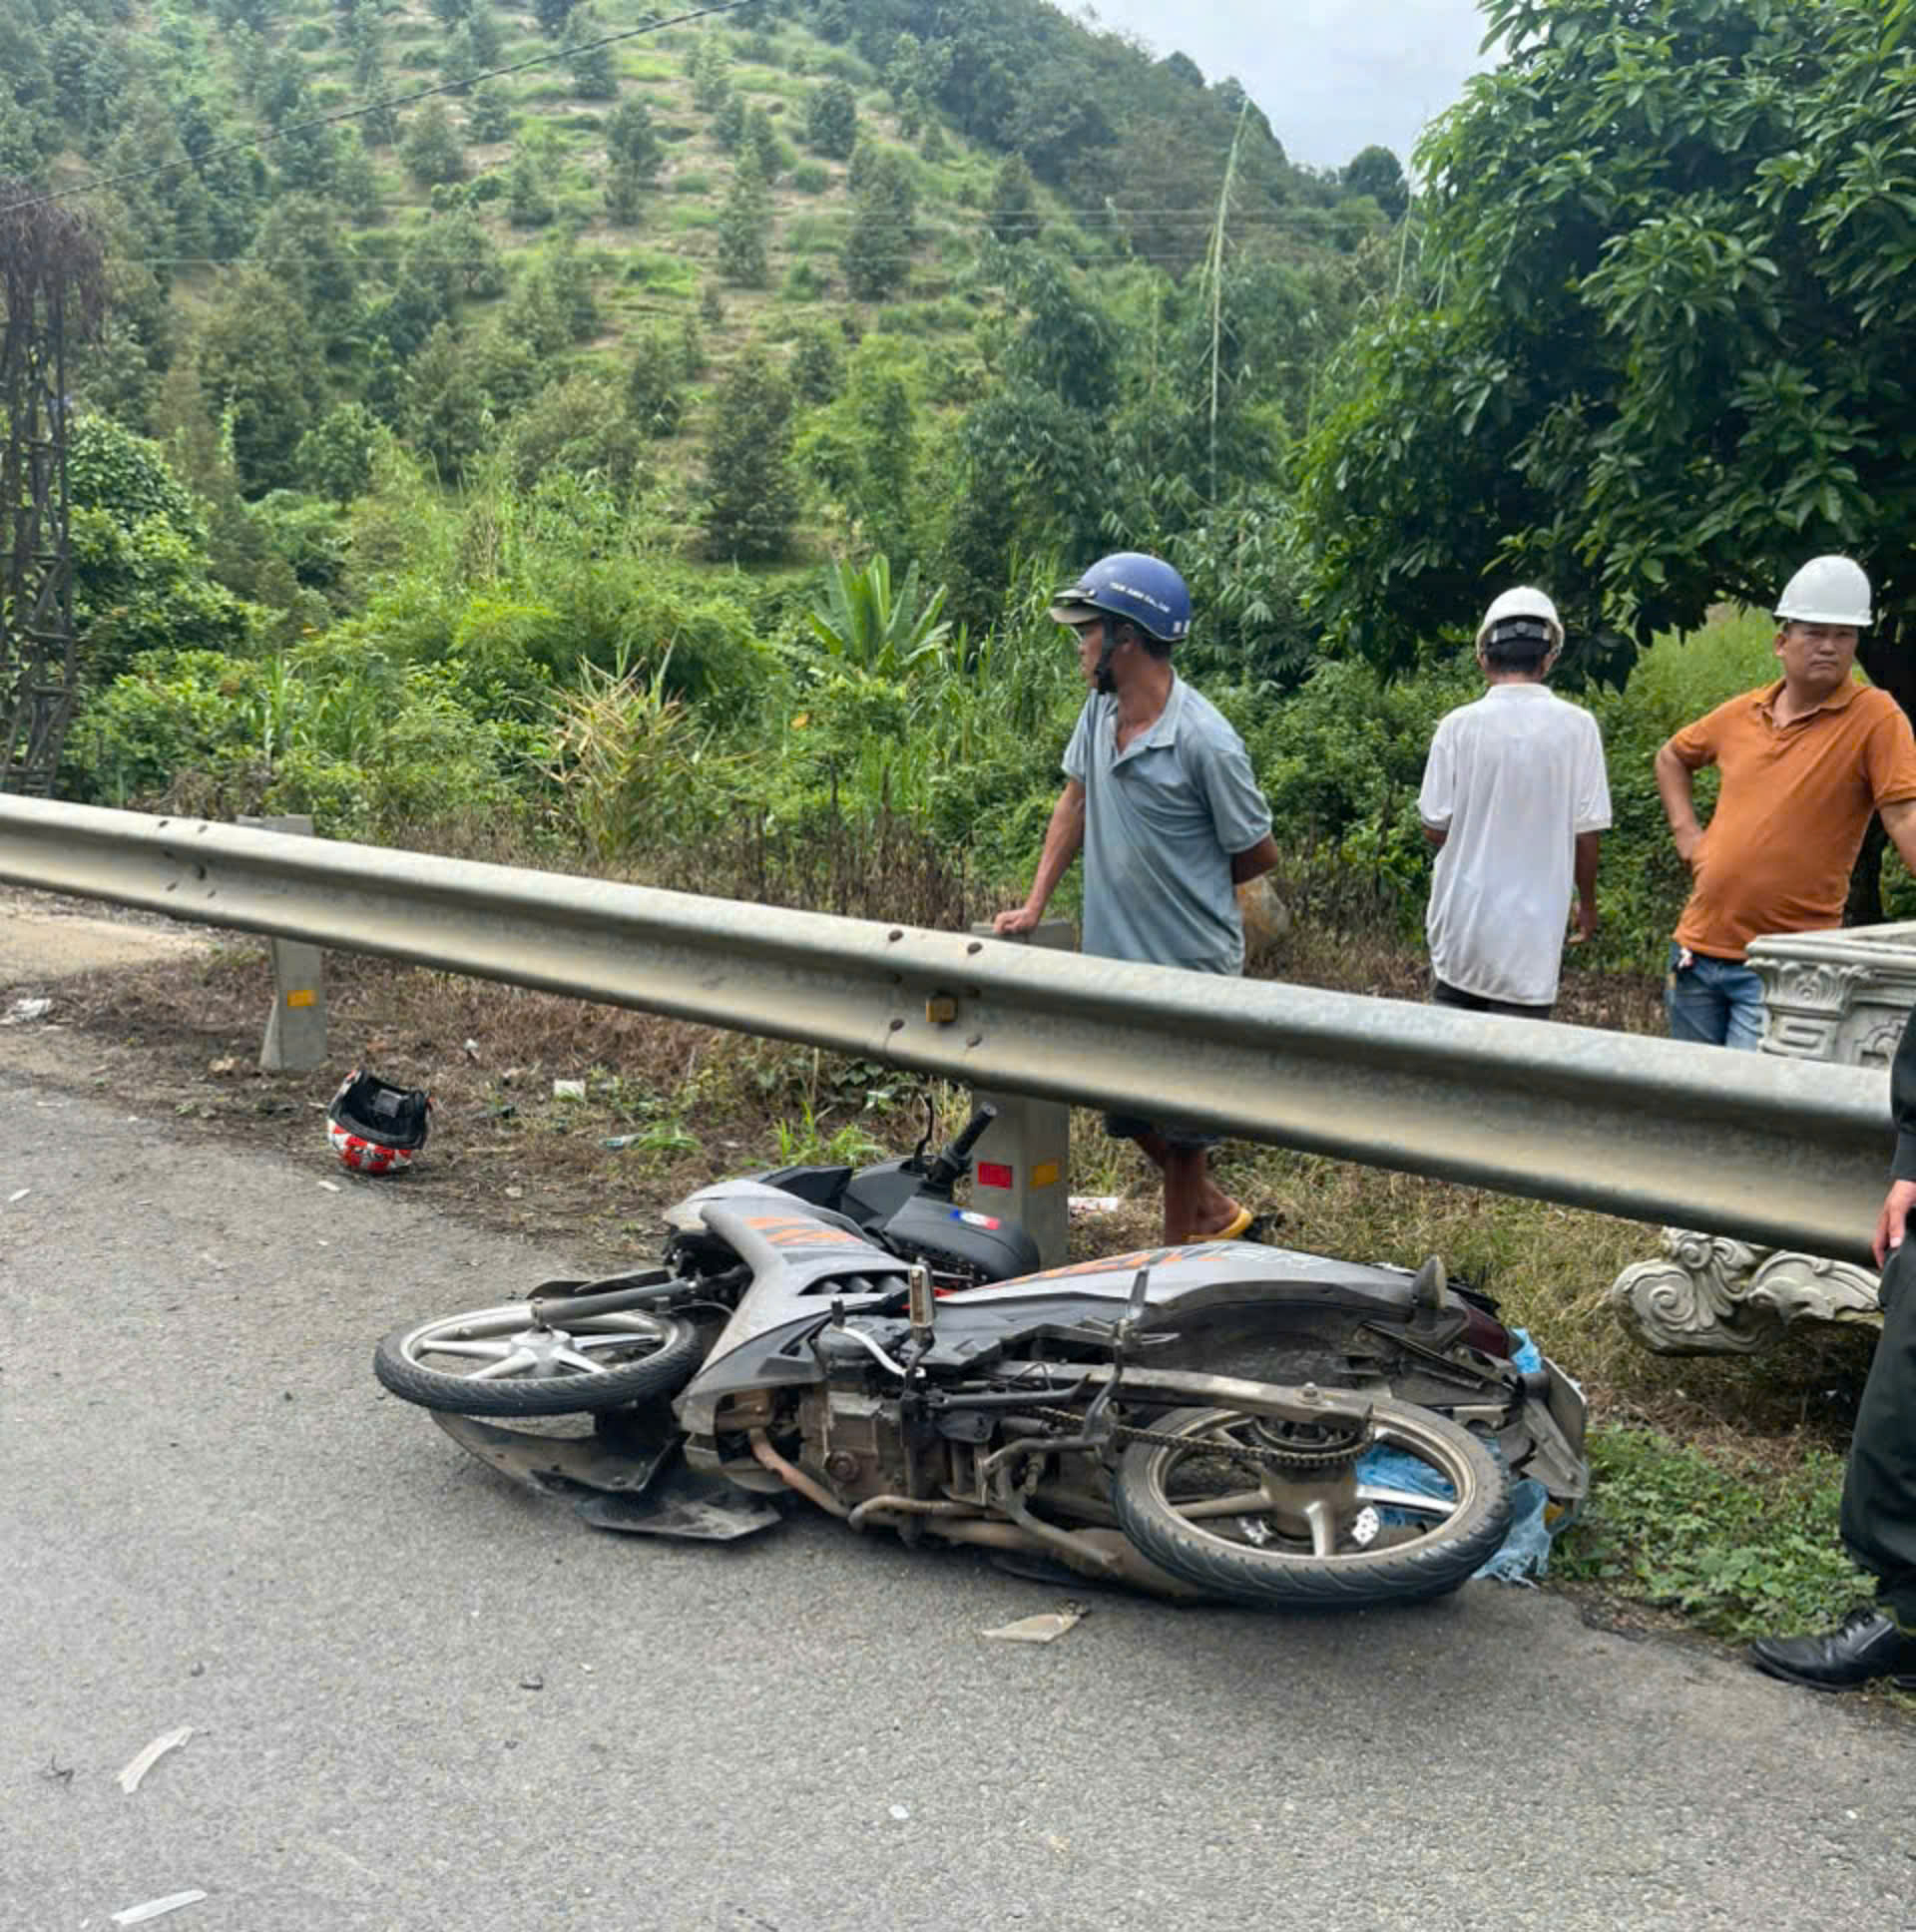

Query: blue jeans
(1666, 944), (1766, 1051)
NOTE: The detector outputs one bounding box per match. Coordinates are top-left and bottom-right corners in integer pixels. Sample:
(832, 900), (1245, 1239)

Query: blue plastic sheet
(1351, 1327), (1562, 1586)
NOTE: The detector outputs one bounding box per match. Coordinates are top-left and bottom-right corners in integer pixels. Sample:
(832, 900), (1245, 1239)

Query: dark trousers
(1431, 977), (1554, 1022)
(1842, 1240), (1916, 1627)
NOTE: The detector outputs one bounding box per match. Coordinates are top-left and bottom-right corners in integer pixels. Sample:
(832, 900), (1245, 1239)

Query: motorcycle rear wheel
(1112, 1401), (1511, 1611)
(374, 1301), (703, 1417)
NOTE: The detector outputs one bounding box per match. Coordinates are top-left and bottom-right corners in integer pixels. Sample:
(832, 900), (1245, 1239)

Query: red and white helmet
(326, 1069), (432, 1176)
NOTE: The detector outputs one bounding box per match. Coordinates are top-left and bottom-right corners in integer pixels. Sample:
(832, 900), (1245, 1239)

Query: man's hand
(1673, 823), (1704, 872)
(993, 905), (1042, 936)
(1872, 1179), (1916, 1267)
(1570, 900), (1599, 945)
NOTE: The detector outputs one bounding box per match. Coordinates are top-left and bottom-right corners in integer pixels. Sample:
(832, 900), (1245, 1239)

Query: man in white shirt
(1418, 588), (1612, 1019)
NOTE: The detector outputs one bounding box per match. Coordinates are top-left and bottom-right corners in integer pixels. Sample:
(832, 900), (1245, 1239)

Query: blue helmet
(1049, 552), (1192, 645)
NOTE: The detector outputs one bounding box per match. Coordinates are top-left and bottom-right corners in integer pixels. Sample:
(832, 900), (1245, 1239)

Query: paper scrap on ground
(1067, 1196), (1123, 1218)
(1, 996), (52, 1025)
(117, 1724), (194, 1794)
(552, 1079), (586, 1100)
(982, 1607), (1087, 1644)
(111, 1892), (208, 1926)
(7, 1189), (29, 1205)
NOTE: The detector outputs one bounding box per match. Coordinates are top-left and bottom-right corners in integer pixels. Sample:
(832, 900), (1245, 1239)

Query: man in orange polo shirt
(1655, 557), (1916, 1048)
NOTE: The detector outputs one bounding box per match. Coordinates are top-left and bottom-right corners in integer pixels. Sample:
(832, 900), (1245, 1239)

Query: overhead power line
(0, 0), (756, 221)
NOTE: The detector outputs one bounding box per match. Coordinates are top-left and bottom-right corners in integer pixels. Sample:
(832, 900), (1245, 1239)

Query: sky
(1076, 0), (1495, 172)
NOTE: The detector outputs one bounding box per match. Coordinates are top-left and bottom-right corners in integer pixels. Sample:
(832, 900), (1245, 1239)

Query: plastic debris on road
(552, 1079), (586, 1100)
(111, 1891), (208, 1926)
(7, 1189), (29, 1205)
(982, 1605), (1087, 1643)
(1, 996), (52, 1025)
(888, 1804), (911, 1821)
(117, 1724), (194, 1794)
(1067, 1196), (1123, 1220)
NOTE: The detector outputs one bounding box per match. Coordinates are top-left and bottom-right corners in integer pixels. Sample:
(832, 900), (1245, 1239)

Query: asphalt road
(3, 1070), (1913, 1932)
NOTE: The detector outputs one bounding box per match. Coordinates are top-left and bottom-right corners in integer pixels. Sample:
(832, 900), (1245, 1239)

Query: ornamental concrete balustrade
(1608, 919), (1916, 1354)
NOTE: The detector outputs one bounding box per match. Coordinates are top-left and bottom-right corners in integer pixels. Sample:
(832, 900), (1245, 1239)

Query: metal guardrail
(0, 794), (1895, 1262)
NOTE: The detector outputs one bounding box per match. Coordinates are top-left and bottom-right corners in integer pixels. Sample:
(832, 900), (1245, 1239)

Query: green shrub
(789, 160), (829, 194)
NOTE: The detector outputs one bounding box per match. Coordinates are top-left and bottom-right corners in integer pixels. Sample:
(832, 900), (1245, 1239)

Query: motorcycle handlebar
(923, 1102), (999, 1193)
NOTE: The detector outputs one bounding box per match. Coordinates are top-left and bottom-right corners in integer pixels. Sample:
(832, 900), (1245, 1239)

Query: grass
(1557, 1427), (1877, 1642)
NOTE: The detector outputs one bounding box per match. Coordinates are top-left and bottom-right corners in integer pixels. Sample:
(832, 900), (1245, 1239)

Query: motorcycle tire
(373, 1301), (704, 1417)
(1111, 1401), (1511, 1611)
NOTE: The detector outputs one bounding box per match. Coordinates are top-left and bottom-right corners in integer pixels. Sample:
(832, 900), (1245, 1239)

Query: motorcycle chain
(1023, 1405), (1369, 1472)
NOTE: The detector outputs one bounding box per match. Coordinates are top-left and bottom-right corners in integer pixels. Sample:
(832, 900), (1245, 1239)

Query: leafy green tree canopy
(1301, 0), (1916, 688)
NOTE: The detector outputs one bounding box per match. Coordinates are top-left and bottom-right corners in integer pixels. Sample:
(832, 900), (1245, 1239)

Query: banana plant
(804, 555), (953, 682)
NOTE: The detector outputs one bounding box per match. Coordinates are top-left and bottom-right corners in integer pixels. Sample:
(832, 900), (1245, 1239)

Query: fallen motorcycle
(374, 1107), (1588, 1609)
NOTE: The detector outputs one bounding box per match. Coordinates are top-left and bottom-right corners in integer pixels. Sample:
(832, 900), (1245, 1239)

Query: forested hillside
(8, 0), (1909, 971)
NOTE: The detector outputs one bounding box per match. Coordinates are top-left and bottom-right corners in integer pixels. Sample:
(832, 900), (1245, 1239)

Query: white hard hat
(1774, 555), (1871, 628)
(1476, 586), (1563, 651)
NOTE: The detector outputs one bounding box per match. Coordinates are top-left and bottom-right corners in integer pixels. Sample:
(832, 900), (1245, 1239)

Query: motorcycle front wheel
(1112, 1401), (1511, 1611)
(373, 1301), (703, 1417)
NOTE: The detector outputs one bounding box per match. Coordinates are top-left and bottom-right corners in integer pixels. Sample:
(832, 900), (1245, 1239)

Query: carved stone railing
(1610, 919), (1916, 1353)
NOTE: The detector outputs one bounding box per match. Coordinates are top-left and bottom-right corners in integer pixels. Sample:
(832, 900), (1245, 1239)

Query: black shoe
(1747, 1608), (1916, 1692)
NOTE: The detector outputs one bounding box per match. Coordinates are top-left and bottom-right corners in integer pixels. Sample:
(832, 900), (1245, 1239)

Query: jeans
(1665, 943), (1766, 1050)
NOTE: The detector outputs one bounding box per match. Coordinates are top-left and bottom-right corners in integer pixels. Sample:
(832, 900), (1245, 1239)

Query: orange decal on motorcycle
(1020, 1245), (1191, 1282)
(742, 1215), (873, 1249)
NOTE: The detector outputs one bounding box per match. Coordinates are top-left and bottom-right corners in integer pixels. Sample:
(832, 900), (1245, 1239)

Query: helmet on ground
(326, 1068), (432, 1176)
(1049, 553), (1192, 644)
(1476, 586), (1563, 653)
(1774, 556), (1872, 628)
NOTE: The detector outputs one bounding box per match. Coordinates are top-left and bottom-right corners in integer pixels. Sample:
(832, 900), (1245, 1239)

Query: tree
(689, 32), (731, 111)
(1342, 144), (1406, 222)
(401, 101), (467, 186)
(196, 271), (330, 494)
(805, 77), (856, 159)
(717, 152), (772, 286)
(702, 347), (796, 561)
(466, 83), (512, 143)
(1299, 0), (1916, 701)
(985, 154), (1038, 242)
(507, 152), (554, 227)
(408, 323), (493, 482)
(843, 148), (915, 301)
(565, 7), (618, 99)
(295, 401), (381, 504)
(533, 0), (575, 33)
(791, 325), (842, 404)
(627, 330), (685, 438)
(744, 105), (780, 181)
(606, 97), (661, 179)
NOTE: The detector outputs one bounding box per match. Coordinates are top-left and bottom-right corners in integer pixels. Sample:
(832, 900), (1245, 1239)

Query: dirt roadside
(0, 886), (1160, 1274)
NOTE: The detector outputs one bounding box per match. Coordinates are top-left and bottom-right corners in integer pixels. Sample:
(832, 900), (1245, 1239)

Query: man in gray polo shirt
(995, 552), (1279, 1246)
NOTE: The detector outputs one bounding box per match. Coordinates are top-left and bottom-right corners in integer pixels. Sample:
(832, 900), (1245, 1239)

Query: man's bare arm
(993, 781), (1086, 934)
(1571, 830), (1601, 943)
(1654, 738), (1705, 868)
(1229, 832), (1280, 885)
(1422, 824), (1448, 850)
(1880, 799), (1916, 881)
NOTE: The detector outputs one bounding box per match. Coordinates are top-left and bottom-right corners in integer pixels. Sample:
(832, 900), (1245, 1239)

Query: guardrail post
(967, 919), (1075, 1267)
(236, 814), (328, 1073)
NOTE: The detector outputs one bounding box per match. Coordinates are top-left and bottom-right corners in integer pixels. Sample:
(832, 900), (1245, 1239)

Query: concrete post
(967, 918), (1075, 1267)
(237, 814), (328, 1073)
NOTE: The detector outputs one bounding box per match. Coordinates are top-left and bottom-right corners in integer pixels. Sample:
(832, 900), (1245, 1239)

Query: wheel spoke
(421, 1337), (522, 1362)
(1353, 1482), (1457, 1519)
(469, 1347), (537, 1381)
(572, 1331), (655, 1353)
(551, 1346), (610, 1375)
(1301, 1498), (1340, 1558)
(1174, 1489), (1270, 1520)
